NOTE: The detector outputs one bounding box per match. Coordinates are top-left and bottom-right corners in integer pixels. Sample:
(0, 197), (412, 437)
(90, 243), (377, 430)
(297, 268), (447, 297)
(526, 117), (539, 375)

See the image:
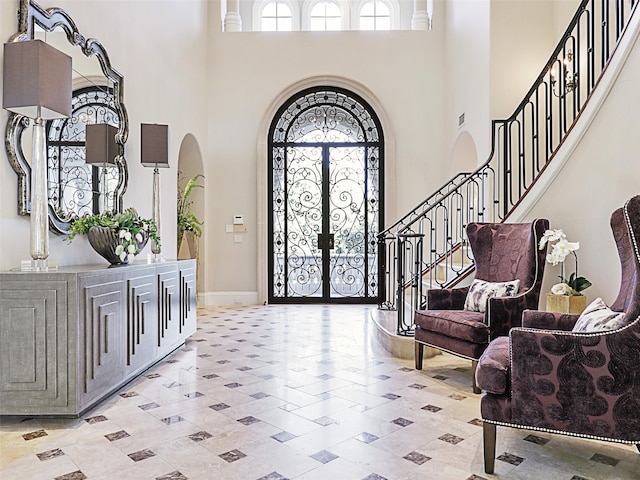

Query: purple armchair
(476, 196), (640, 474)
(414, 219), (549, 393)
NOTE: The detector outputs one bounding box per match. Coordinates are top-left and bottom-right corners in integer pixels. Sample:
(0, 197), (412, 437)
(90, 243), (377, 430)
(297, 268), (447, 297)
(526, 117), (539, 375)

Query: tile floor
(1, 305), (639, 480)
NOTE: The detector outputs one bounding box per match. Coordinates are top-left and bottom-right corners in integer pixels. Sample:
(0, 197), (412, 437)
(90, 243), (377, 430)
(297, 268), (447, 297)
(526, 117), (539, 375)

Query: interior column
(224, 0), (242, 32)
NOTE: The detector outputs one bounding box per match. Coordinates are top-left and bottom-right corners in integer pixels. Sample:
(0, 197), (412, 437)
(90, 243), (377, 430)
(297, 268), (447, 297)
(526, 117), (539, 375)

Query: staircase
(377, 0), (639, 336)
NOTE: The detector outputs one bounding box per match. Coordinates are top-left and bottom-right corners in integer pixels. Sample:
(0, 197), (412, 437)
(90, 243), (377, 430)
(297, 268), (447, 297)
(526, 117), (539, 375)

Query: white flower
(546, 248), (568, 265)
(115, 244), (124, 255)
(135, 233), (143, 243)
(123, 231), (132, 241)
(119, 229), (126, 239)
(551, 283), (572, 295)
(539, 229), (566, 249)
(127, 244), (137, 254)
(119, 250), (127, 262)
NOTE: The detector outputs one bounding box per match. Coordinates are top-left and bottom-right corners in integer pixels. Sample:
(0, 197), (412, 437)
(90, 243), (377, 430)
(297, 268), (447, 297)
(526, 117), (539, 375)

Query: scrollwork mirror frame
(5, 0), (128, 234)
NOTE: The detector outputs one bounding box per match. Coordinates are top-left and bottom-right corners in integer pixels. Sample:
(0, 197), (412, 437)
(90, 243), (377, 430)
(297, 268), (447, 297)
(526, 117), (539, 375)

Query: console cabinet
(0, 260), (196, 416)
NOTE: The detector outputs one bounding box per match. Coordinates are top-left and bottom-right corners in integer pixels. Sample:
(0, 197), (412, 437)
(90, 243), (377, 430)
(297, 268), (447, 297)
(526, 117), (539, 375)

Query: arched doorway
(177, 134), (205, 297)
(268, 86), (384, 303)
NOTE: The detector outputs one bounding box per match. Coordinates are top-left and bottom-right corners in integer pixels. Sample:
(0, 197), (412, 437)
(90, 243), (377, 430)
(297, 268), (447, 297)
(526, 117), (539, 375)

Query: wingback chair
(414, 218), (549, 393)
(476, 196), (640, 474)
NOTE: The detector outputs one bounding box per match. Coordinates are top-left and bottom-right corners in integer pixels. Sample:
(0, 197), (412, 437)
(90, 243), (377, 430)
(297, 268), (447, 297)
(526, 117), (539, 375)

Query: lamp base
(20, 259), (58, 272)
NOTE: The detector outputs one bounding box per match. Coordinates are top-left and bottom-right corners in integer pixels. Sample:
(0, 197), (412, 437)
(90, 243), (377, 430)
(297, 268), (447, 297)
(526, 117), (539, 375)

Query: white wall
(490, 0), (557, 120)
(443, 0), (492, 165)
(0, 0), (209, 271)
(518, 6), (640, 304)
(205, 25), (447, 298)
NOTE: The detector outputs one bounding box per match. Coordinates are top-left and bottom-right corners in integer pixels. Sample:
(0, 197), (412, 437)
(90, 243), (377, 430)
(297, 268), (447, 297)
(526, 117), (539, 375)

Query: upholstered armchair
(476, 196), (640, 474)
(414, 219), (549, 393)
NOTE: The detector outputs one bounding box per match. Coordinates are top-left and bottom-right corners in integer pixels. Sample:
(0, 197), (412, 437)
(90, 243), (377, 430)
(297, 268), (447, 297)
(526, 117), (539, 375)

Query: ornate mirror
(5, 0), (128, 234)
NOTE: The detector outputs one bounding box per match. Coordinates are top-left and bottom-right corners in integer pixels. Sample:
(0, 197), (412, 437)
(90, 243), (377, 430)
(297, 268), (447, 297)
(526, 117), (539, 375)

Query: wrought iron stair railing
(378, 0), (638, 334)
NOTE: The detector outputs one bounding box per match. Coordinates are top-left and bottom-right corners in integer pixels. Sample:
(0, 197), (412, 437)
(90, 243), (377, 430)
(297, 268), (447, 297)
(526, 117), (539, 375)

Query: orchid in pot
(539, 228), (592, 295)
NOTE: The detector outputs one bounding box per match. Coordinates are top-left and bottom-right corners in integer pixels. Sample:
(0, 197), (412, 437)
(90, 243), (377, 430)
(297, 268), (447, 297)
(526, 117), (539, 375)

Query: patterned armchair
(476, 196), (640, 474)
(414, 219), (549, 393)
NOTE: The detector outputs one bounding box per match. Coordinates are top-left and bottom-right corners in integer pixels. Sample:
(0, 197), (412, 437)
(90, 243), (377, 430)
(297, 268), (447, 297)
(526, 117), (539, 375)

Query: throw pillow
(464, 279), (520, 313)
(572, 297), (627, 333)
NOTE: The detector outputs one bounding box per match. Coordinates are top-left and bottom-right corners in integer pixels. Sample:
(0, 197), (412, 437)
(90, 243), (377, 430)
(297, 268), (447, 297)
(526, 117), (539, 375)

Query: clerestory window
(309, 1), (342, 31)
(359, 0), (391, 30)
(261, 1), (294, 31)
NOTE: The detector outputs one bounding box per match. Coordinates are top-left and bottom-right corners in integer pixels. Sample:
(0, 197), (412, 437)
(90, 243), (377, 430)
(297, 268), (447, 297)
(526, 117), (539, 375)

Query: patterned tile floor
(1, 305), (639, 480)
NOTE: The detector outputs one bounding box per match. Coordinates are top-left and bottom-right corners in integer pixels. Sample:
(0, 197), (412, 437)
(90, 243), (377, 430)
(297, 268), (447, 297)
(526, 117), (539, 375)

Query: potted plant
(68, 208), (159, 264)
(177, 173), (204, 257)
(539, 228), (592, 313)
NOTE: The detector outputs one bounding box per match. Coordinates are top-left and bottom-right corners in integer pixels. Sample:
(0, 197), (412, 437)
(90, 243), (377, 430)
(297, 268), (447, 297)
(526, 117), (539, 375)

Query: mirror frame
(5, 0), (128, 234)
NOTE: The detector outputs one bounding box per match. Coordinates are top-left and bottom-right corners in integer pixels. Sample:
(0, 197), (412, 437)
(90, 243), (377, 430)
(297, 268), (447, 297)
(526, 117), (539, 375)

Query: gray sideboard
(0, 259), (196, 416)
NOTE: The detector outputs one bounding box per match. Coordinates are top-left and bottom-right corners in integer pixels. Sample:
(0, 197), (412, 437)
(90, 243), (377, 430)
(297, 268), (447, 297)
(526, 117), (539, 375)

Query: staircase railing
(378, 0), (638, 334)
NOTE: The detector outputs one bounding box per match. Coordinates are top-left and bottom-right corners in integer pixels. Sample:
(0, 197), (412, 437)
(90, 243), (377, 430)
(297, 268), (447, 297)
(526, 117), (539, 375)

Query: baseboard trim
(198, 291), (259, 307)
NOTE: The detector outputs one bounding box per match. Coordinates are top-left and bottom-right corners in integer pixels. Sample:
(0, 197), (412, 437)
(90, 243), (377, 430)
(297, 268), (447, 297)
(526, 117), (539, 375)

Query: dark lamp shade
(141, 123), (169, 168)
(86, 124), (118, 165)
(2, 39), (72, 119)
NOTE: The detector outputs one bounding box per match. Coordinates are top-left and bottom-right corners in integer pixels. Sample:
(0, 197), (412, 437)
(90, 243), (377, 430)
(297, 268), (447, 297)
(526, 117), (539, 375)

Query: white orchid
(546, 239), (580, 265)
(539, 228), (566, 250)
(551, 282), (573, 295)
(540, 226), (591, 295)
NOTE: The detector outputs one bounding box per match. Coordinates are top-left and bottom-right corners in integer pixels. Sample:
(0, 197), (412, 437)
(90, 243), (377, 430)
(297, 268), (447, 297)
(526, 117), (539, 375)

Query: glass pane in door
(284, 146), (323, 298)
(328, 146), (367, 298)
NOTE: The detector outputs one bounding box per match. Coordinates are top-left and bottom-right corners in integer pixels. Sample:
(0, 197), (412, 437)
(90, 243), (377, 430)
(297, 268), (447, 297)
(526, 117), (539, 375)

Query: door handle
(317, 233), (335, 249)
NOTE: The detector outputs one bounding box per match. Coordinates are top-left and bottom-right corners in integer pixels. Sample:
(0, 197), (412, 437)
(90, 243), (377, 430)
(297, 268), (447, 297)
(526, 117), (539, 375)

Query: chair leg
(415, 342), (424, 370)
(483, 421), (496, 474)
(472, 360), (481, 394)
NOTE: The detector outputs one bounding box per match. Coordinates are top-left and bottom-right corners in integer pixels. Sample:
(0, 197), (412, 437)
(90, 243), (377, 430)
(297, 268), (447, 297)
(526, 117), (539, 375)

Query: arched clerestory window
(254, 0), (299, 31)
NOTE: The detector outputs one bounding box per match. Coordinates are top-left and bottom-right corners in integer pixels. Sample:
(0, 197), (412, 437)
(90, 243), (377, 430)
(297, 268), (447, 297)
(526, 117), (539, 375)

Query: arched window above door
(271, 89), (380, 143)
(254, 0), (299, 31)
(302, 0), (346, 31)
(356, 0), (395, 30)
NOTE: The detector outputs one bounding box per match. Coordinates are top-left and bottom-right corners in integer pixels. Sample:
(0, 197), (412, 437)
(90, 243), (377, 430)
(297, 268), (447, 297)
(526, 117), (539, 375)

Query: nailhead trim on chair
(482, 418), (640, 445)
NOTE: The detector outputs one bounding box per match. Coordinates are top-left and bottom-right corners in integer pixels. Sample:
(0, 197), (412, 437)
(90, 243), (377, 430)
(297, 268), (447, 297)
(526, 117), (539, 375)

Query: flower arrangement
(539, 228), (592, 295)
(177, 173), (204, 247)
(68, 208), (160, 263)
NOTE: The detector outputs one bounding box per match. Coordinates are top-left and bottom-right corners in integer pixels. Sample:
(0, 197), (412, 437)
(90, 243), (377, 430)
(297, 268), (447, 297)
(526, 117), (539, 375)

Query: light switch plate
(234, 235), (243, 243)
(225, 224), (233, 233)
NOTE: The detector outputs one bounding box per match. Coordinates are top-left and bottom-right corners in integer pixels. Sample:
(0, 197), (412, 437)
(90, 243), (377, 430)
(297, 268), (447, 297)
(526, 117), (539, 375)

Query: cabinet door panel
(179, 261), (197, 338)
(0, 282), (72, 413)
(125, 267), (158, 376)
(157, 264), (180, 355)
(79, 277), (124, 407)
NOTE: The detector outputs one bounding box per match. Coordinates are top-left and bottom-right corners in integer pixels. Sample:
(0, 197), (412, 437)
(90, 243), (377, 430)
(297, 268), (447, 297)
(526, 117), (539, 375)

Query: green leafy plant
(68, 207), (160, 262)
(177, 173), (204, 247)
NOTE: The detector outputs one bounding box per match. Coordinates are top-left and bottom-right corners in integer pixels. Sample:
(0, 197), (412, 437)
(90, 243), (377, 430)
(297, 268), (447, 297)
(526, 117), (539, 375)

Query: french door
(268, 87), (383, 304)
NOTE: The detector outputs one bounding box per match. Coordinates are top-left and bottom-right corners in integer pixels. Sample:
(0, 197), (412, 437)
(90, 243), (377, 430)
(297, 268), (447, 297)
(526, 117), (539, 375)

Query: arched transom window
(309, 1), (342, 31)
(359, 0), (391, 30)
(261, 1), (293, 31)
